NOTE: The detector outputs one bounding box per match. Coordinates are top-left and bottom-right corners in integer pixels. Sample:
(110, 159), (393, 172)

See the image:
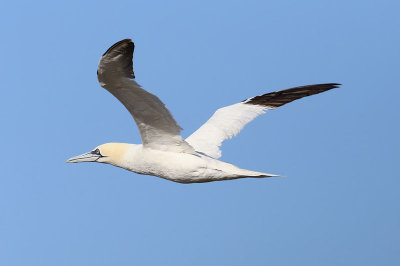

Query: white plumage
(67, 39), (339, 183)
(186, 103), (271, 159)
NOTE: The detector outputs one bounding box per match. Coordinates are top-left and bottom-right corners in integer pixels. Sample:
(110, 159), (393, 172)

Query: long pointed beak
(66, 152), (101, 163)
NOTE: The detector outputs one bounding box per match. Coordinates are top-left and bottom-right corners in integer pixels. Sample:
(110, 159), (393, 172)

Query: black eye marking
(90, 148), (101, 155)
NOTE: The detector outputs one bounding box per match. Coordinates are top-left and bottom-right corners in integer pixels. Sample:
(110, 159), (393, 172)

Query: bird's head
(66, 143), (129, 165)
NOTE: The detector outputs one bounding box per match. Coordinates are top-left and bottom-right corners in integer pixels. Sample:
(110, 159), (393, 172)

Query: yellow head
(66, 143), (130, 165)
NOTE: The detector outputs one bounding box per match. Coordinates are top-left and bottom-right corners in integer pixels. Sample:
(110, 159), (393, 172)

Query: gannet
(67, 39), (339, 183)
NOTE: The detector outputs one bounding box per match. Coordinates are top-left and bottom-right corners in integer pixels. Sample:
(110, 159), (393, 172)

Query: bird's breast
(121, 148), (209, 181)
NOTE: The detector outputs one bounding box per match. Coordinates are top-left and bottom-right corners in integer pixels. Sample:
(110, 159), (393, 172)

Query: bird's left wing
(186, 83), (339, 158)
(97, 39), (194, 153)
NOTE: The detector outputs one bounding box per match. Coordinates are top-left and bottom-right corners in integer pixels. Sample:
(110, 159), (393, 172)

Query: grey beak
(66, 152), (101, 163)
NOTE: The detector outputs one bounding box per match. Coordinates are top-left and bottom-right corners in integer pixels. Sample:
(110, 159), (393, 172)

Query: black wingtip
(244, 83), (341, 108)
(99, 39), (135, 79)
(102, 39), (133, 56)
(325, 83), (341, 88)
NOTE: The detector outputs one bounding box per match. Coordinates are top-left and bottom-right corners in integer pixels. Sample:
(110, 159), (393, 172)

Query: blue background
(1, 0), (399, 265)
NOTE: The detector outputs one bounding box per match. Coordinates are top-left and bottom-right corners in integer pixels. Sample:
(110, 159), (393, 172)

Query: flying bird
(67, 39), (339, 183)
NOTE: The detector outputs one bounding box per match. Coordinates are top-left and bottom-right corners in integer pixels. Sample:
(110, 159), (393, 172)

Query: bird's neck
(99, 143), (139, 169)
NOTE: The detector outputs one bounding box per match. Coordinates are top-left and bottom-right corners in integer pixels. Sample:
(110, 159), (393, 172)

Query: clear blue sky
(1, 0), (399, 265)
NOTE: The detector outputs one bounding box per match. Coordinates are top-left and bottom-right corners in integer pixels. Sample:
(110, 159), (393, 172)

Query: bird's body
(67, 39), (339, 183)
(101, 143), (273, 183)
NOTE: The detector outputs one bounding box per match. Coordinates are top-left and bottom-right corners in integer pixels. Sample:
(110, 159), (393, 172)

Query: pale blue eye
(91, 149), (100, 155)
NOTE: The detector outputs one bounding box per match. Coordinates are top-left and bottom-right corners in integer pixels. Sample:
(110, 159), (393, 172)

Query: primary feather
(97, 39), (195, 153)
(186, 83), (339, 158)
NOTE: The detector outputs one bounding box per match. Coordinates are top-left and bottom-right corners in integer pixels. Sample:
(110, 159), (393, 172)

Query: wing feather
(186, 83), (339, 158)
(97, 39), (194, 153)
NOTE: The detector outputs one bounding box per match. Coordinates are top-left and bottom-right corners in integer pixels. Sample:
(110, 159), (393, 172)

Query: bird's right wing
(97, 39), (195, 153)
(186, 83), (339, 159)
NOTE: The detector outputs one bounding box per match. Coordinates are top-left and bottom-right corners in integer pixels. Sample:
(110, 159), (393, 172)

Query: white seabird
(67, 39), (339, 183)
